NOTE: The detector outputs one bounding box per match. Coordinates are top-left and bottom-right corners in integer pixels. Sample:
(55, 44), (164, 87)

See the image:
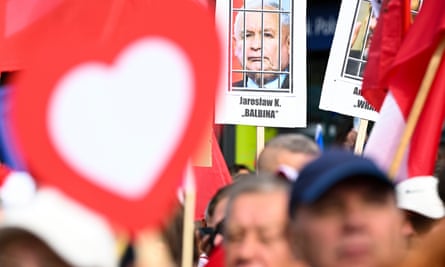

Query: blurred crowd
(0, 131), (445, 267)
(0, 0), (443, 266)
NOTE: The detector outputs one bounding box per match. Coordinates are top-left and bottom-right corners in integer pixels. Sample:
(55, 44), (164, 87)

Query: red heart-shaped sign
(9, 0), (221, 231)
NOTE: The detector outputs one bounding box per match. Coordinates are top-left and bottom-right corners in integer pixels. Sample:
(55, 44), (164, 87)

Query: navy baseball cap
(289, 149), (394, 217)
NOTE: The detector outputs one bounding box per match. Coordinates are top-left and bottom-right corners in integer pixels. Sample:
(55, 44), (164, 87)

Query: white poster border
(215, 0), (307, 128)
(319, 0), (379, 121)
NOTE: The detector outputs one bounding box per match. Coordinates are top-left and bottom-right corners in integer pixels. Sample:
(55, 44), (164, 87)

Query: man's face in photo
(234, 8), (290, 84)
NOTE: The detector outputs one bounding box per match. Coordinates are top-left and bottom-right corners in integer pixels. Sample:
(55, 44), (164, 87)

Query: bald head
(257, 134), (320, 174)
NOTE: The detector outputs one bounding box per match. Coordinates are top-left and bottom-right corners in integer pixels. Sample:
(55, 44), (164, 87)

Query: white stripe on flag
(364, 92), (409, 181)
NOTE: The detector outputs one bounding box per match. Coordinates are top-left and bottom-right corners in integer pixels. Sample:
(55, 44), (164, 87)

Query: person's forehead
(228, 191), (288, 225)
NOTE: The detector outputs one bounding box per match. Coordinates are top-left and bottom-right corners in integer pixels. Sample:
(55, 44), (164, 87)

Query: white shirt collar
(246, 73), (287, 89)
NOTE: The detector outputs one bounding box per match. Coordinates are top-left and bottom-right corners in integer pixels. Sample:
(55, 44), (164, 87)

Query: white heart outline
(48, 37), (194, 199)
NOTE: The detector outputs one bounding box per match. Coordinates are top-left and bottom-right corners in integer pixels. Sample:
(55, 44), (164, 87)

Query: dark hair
(405, 211), (439, 235)
(438, 169), (445, 203)
(119, 243), (135, 267)
(229, 164), (252, 176)
(206, 219), (225, 253)
(0, 72), (16, 86)
(205, 185), (233, 222)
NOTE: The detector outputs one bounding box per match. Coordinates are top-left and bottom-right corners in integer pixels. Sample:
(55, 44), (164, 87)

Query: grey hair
(225, 173), (290, 221)
(233, 0), (290, 39)
(264, 133), (320, 154)
(257, 133), (320, 172)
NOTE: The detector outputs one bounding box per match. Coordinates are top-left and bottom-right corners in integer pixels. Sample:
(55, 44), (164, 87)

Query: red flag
(193, 131), (232, 220)
(0, 163), (11, 185)
(361, 0), (411, 111)
(2, 0), (227, 221)
(0, 0), (8, 70)
(0, 1), (4, 36)
(205, 244), (225, 267)
(0, 0), (64, 71)
(0, 0), (120, 71)
(0, 0), (216, 72)
(364, 0), (445, 180)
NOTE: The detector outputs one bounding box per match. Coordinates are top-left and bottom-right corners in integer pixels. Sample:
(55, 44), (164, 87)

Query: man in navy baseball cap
(288, 149), (412, 267)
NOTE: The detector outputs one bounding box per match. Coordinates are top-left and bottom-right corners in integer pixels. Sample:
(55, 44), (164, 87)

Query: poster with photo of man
(215, 0), (306, 128)
(319, 0), (378, 121)
(319, 0), (422, 121)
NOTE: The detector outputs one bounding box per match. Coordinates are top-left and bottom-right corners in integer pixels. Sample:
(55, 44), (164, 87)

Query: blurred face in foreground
(291, 178), (411, 267)
(225, 190), (305, 267)
(234, 7), (290, 85)
(0, 230), (71, 267)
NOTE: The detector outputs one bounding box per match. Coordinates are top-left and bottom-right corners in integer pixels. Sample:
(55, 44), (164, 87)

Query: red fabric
(0, 0), (122, 71)
(1, 0), (228, 221)
(0, 1), (4, 40)
(193, 131), (232, 220)
(361, 0), (411, 111)
(0, 0), (7, 70)
(387, 0), (445, 176)
(0, 0), (217, 72)
(0, 163), (11, 186)
(0, 0), (64, 71)
(364, 0), (445, 179)
(4, 0), (63, 36)
(231, 0), (245, 83)
(205, 244), (225, 267)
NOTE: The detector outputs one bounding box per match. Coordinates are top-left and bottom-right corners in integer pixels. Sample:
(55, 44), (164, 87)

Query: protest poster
(8, 0), (221, 231)
(215, 0), (307, 127)
(320, 0), (379, 120)
(320, 0), (422, 120)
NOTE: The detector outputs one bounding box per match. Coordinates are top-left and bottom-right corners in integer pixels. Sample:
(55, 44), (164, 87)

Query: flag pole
(388, 37), (445, 179)
(256, 126), (265, 173)
(354, 119), (368, 155)
(181, 164), (196, 267)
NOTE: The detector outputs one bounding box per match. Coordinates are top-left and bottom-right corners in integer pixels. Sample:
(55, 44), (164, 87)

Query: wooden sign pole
(256, 126), (265, 173)
(354, 118), (369, 155)
(181, 165), (196, 267)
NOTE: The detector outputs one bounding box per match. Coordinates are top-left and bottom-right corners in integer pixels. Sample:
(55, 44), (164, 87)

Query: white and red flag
(364, 0), (445, 180)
